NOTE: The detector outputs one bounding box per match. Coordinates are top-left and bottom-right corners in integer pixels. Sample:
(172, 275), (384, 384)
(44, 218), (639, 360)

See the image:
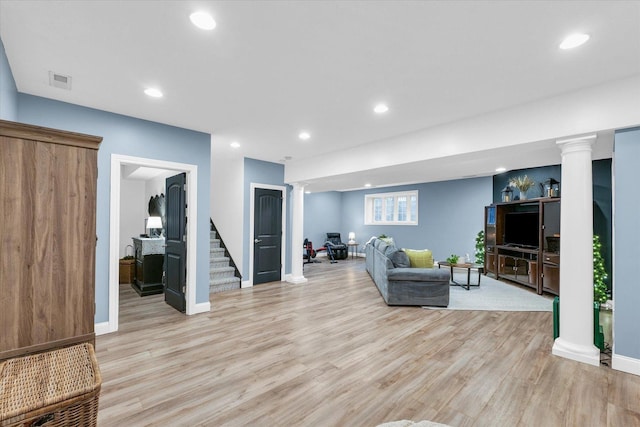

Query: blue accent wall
(303, 191), (343, 248)
(17, 94), (211, 321)
(0, 37), (18, 121)
(492, 165), (561, 202)
(613, 126), (640, 360)
(306, 177), (492, 261)
(243, 158), (290, 279)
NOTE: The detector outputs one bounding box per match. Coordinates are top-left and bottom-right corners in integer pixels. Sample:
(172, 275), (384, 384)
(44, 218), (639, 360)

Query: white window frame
(364, 190), (418, 225)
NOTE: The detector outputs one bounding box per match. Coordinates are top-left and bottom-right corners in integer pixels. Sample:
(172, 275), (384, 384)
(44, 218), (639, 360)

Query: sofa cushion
(387, 267), (450, 282)
(388, 249), (410, 268)
(403, 248), (434, 268)
(383, 244), (398, 257)
(376, 240), (389, 254)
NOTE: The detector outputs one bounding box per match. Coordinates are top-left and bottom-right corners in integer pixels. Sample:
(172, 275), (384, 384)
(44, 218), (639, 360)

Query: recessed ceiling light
(190, 11), (216, 30)
(364, 183), (372, 188)
(305, 190), (311, 194)
(144, 87), (163, 98)
(298, 131), (311, 141)
(230, 141), (240, 149)
(374, 103), (389, 114)
(495, 167), (507, 173)
(559, 33), (590, 50)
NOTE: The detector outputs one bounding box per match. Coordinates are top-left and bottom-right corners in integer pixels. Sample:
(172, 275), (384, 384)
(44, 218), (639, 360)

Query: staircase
(209, 229), (241, 294)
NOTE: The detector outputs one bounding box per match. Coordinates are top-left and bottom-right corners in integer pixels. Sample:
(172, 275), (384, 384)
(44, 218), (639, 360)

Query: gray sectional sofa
(365, 237), (450, 307)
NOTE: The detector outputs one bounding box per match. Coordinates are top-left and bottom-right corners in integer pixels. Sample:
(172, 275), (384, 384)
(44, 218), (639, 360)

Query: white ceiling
(1, 1), (639, 192)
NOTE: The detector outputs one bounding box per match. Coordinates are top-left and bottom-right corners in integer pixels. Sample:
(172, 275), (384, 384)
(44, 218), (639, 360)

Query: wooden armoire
(0, 120), (102, 360)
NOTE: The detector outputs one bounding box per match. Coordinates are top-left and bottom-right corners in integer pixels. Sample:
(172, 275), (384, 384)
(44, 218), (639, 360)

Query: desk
(438, 261), (483, 290)
(348, 242), (359, 259)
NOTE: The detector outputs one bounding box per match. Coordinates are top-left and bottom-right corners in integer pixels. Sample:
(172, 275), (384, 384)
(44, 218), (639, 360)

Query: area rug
(377, 421), (451, 427)
(424, 272), (553, 311)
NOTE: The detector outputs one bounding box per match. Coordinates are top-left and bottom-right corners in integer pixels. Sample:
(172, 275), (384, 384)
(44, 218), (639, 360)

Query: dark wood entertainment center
(484, 197), (560, 295)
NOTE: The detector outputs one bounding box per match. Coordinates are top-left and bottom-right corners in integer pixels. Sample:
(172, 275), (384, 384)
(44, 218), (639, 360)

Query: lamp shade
(146, 216), (163, 229)
(348, 232), (355, 242)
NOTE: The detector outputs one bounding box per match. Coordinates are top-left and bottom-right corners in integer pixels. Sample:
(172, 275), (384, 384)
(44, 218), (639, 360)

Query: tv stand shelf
(495, 246), (539, 291)
(484, 197), (560, 295)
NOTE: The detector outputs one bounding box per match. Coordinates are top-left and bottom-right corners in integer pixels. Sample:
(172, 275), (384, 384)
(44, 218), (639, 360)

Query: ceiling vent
(49, 71), (72, 90)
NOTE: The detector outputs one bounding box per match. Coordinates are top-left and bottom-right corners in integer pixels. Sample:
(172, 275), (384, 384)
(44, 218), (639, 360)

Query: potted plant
(474, 230), (485, 265)
(509, 175), (536, 200)
(446, 254), (460, 264)
(593, 235), (608, 304)
(593, 235), (611, 350)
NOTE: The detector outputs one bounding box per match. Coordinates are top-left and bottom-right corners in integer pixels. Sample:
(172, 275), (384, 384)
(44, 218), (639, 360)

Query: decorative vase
(519, 190), (528, 200)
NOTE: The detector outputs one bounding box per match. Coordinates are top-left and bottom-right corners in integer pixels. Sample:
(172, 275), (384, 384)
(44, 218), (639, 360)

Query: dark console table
(132, 237), (165, 296)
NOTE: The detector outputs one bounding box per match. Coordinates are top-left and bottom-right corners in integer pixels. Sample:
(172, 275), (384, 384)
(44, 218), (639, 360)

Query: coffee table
(437, 261), (484, 290)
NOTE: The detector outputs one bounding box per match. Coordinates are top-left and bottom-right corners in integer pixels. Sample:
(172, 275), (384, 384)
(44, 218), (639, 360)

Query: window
(364, 191), (418, 225)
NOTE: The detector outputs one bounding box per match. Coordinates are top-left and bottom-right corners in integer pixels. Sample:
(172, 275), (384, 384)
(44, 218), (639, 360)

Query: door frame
(248, 183), (287, 288)
(105, 154), (199, 334)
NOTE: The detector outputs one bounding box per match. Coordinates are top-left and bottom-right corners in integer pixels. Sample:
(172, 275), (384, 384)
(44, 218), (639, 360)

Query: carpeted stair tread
(210, 276), (241, 286)
(209, 226), (241, 294)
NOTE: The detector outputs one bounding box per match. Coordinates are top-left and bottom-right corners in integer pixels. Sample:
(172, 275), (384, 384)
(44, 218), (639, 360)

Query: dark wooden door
(164, 173), (186, 312)
(253, 188), (282, 285)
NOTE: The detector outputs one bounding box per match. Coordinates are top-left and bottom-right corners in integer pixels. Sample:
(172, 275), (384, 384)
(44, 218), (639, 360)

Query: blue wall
(303, 191), (343, 248)
(17, 94), (212, 321)
(613, 127), (640, 361)
(243, 158), (290, 279)
(0, 38), (18, 121)
(305, 177), (492, 262)
(492, 165), (561, 202)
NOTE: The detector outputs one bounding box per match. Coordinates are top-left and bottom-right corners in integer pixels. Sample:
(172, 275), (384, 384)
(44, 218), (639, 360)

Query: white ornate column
(288, 182), (308, 284)
(552, 134), (600, 366)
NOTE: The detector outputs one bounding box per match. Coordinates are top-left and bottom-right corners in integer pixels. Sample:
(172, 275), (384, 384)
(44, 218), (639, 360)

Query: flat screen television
(504, 212), (539, 248)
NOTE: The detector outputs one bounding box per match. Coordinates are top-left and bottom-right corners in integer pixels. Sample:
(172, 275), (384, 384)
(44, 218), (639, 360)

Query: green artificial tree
(475, 230), (485, 265)
(593, 235), (608, 304)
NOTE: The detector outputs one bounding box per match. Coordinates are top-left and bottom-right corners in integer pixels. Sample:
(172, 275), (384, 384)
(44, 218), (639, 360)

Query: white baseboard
(241, 280), (252, 288)
(94, 321), (112, 336)
(313, 251), (364, 259)
(192, 301), (211, 314)
(285, 273), (308, 284)
(612, 353), (640, 376)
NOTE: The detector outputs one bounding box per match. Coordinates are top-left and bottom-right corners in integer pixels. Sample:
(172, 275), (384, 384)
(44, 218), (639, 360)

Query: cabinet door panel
(543, 263), (560, 295)
(1, 120), (100, 360)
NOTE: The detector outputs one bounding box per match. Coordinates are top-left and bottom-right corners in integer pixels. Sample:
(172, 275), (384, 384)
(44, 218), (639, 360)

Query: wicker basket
(0, 343), (101, 427)
(119, 258), (135, 284)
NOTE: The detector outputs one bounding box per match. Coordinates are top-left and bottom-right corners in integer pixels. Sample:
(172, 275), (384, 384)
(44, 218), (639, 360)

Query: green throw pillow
(402, 248), (434, 268)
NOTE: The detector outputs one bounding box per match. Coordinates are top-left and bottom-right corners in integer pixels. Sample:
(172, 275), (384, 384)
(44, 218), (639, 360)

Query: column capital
(291, 182), (306, 191)
(556, 134), (596, 154)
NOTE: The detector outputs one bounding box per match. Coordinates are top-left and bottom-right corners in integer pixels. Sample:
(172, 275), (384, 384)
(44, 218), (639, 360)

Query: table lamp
(348, 232), (355, 244)
(146, 216), (163, 237)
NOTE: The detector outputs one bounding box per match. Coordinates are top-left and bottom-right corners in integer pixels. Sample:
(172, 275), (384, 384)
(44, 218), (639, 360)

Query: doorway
(253, 188), (283, 284)
(105, 154), (200, 335)
(248, 183), (287, 287)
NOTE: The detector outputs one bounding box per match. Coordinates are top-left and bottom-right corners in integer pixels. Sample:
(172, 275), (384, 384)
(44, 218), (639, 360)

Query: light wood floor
(97, 258), (640, 426)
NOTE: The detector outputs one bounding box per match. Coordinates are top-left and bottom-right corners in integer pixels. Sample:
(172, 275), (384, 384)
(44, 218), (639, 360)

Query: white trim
(249, 183), (287, 287)
(552, 337), (600, 367)
(286, 273), (308, 284)
(192, 301), (212, 314)
(612, 353), (640, 376)
(364, 190), (419, 225)
(105, 154), (199, 335)
(94, 321), (110, 336)
(241, 279), (251, 288)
